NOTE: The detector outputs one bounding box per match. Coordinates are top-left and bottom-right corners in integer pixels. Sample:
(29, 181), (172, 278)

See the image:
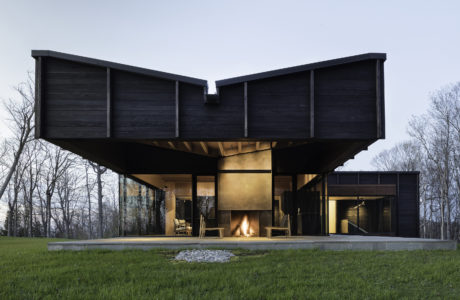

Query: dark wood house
(31, 50), (419, 237)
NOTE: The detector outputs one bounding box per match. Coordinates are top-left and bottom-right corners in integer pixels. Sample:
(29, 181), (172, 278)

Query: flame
(241, 215), (250, 237)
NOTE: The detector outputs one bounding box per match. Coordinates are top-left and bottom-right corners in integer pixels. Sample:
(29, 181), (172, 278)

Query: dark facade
(31, 50), (419, 238)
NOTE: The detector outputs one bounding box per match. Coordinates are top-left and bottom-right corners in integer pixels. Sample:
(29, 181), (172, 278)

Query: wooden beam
(272, 141), (277, 148)
(183, 141), (192, 152)
(152, 141), (159, 147)
(218, 142), (225, 156)
(328, 184), (396, 196)
(200, 142), (208, 154)
(175, 81), (179, 138)
(106, 67), (111, 138)
(244, 82), (248, 137)
(310, 70), (314, 138)
(376, 60), (381, 138)
(256, 141), (260, 150)
(35, 56), (44, 138)
(168, 141), (176, 149)
(238, 142), (242, 153)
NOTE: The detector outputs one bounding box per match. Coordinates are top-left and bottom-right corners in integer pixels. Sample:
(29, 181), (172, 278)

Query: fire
(240, 214), (255, 237)
(241, 215), (250, 237)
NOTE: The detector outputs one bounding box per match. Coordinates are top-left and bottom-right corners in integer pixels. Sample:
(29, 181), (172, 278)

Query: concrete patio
(48, 235), (457, 251)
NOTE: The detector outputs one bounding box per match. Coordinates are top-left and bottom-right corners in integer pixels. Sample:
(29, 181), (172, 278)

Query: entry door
(297, 189), (321, 235)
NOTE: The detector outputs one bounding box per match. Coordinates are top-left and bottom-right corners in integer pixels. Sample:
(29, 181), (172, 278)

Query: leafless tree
(374, 82), (460, 241)
(40, 145), (74, 237)
(55, 169), (81, 238)
(21, 140), (43, 236)
(89, 162), (107, 238)
(84, 161), (96, 238)
(0, 74), (120, 239)
(372, 140), (422, 171)
(0, 75), (35, 201)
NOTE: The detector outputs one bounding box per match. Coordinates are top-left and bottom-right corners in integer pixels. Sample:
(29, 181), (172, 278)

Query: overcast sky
(0, 0), (459, 170)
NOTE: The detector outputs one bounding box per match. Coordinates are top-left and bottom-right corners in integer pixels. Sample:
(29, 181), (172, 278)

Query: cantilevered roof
(32, 50), (386, 174)
(215, 53), (386, 87)
(31, 50), (208, 87)
(32, 50), (386, 89)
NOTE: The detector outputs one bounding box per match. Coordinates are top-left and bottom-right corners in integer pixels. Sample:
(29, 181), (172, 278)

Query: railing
(348, 220), (368, 234)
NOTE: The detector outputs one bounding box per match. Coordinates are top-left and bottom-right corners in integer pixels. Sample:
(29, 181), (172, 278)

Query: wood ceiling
(140, 141), (307, 157)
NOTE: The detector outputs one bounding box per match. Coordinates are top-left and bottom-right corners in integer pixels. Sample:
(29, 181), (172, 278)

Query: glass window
(197, 176), (216, 226)
(332, 196), (393, 235)
(119, 176), (165, 236)
(119, 174), (193, 236)
(273, 176), (292, 227)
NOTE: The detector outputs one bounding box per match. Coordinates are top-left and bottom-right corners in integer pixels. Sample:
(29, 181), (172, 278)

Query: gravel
(175, 250), (235, 263)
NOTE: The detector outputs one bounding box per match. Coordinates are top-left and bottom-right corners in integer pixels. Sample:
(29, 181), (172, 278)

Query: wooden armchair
(265, 214), (291, 238)
(174, 218), (192, 236)
(199, 215), (224, 238)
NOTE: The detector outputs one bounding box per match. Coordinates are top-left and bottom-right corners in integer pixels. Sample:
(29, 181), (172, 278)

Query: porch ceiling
(48, 138), (372, 175)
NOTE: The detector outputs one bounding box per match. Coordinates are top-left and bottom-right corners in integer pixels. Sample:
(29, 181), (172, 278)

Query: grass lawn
(0, 237), (459, 299)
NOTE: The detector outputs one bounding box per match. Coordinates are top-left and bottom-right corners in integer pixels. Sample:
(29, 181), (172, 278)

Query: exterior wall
(44, 57), (107, 138)
(35, 53), (384, 141)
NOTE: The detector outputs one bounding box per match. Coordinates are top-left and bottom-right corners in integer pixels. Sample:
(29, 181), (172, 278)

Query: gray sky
(1, 0), (459, 170)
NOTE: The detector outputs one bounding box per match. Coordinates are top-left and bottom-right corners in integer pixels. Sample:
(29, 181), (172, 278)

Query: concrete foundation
(48, 235), (457, 251)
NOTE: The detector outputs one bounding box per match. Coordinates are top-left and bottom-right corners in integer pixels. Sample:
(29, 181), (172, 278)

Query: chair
(265, 214), (291, 238)
(174, 218), (192, 236)
(199, 215), (224, 238)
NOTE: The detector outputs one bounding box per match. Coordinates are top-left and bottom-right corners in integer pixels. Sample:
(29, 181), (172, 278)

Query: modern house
(32, 50), (419, 239)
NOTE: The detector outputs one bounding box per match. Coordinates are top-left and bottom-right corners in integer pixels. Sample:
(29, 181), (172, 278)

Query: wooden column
(310, 70), (315, 138)
(321, 174), (327, 235)
(35, 57), (45, 138)
(175, 81), (179, 138)
(376, 60), (381, 138)
(192, 174), (198, 236)
(214, 174), (219, 227)
(121, 175), (127, 236)
(291, 174), (298, 235)
(244, 81), (248, 137)
(106, 67), (111, 138)
(165, 182), (176, 236)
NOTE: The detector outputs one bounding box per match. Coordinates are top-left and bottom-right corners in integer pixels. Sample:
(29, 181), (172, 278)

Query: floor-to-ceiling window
(120, 174), (193, 236)
(273, 176), (292, 227)
(197, 176), (216, 226)
(119, 176), (165, 236)
(330, 196), (393, 235)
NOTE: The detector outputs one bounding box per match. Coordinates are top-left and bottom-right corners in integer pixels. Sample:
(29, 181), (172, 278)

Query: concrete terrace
(48, 235), (457, 251)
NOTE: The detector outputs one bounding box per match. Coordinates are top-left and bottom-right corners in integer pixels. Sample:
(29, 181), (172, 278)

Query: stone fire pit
(175, 250), (235, 263)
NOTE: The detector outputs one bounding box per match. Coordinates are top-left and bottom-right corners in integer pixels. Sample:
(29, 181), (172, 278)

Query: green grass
(0, 237), (459, 299)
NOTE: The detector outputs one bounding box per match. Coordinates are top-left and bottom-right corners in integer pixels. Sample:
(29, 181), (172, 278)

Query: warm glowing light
(241, 215), (250, 237)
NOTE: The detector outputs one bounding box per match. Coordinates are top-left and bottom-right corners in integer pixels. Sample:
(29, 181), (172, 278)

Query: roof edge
(31, 50), (208, 87)
(332, 170), (420, 174)
(215, 53), (386, 87)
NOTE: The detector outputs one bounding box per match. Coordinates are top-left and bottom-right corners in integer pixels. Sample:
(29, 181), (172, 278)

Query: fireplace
(231, 211), (260, 237)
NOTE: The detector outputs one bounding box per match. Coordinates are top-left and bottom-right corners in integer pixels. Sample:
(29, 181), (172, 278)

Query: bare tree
(7, 157), (29, 236)
(20, 140), (43, 236)
(0, 75), (35, 201)
(89, 162), (107, 238)
(373, 82), (460, 241)
(372, 140), (422, 171)
(40, 145), (74, 237)
(84, 161), (96, 238)
(55, 169), (81, 238)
